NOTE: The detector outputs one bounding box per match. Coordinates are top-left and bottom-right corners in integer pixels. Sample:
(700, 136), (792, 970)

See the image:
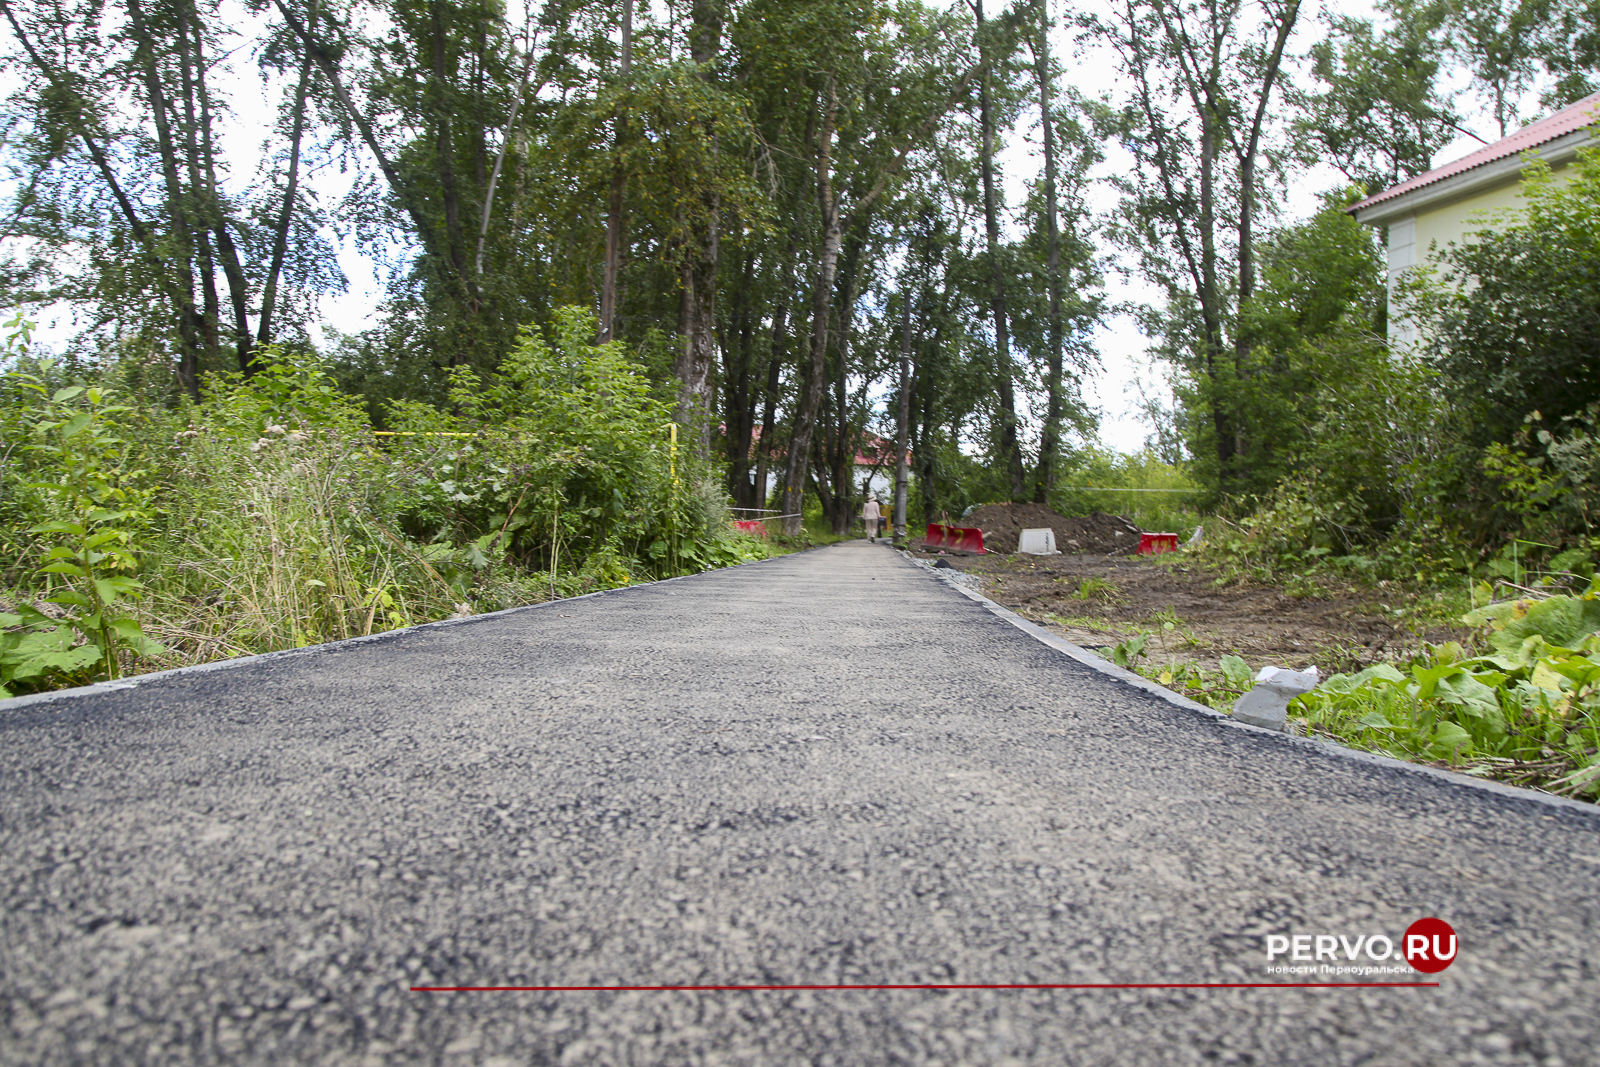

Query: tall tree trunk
(475, 25), (542, 280)
(808, 446), (834, 533)
(186, 12), (254, 373)
(815, 366), (839, 530)
(260, 0), (316, 350)
(175, 13), (221, 365)
(1198, 79), (1232, 478)
(724, 246), (757, 505)
(754, 238), (801, 512)
(892, 288), (916, 542)
(1232, 0), (1299, 350)
(599, 0), (632, 342)
(674, 0), (723, 452)
(975, 0), (1025, 499)
(915, 327), (941, 526)
(429, 0), (478, 354)
(828, 242), (861, 536)
(127, 0), (204, 398)
(781, 80), (841, 536)
(1033, 0), (1065, 503)
(753, 324), (783, 508)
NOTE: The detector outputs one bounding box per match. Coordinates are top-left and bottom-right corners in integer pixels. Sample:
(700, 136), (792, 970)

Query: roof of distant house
(853, 431), (909, 468)
(1349, 91), (1600, 214)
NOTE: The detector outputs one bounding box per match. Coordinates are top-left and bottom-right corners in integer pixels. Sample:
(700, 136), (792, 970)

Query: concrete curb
(0, 549), (803, 716)
(899, 549), (1600, 819)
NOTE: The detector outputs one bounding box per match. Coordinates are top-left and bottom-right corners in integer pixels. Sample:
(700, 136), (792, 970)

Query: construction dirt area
(907, 506), (1470, 677)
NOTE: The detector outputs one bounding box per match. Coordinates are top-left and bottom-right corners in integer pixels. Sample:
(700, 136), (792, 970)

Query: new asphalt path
(2, 541), (1598, 1065)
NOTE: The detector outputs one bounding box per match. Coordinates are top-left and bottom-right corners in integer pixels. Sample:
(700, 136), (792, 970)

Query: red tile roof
(1349, 91), (1600, 212)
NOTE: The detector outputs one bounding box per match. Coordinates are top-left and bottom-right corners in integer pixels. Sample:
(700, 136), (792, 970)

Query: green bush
(386, 307), (743, 580)
(1409, 141), (1600, 447)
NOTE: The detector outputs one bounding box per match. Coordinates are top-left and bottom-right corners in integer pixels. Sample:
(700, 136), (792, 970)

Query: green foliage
(1190, 473), (1475, 587)
(1069, 575), (1120, 603)
(1140, 653), (1255, 711)
(149, 385), (445, 654)
(1107, 632), (1148, 668)
(0, 310), (779, 695)
(1409, 143), (1600, 447)
(1288, 588), (1600, 796)
(1481, 407), (1600, 551)
(0, 369), (164, 694)
(1298, 3), (1460, 192)
(385, 307), (729, 579)
(907, 433), (1015, 526)
(1168, 196), (1389, 501)
(1049, 447), (1203, 532)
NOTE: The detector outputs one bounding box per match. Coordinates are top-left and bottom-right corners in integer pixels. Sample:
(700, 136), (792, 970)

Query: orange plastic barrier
(1137, 532), (1179, 555)
(733, 520), (768, 538)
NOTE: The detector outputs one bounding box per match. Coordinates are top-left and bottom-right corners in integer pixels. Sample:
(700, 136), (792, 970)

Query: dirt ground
(908, 542), (1470, 677)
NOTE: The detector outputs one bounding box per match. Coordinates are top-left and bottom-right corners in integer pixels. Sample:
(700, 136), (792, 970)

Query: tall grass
(139, 424), (459, 663)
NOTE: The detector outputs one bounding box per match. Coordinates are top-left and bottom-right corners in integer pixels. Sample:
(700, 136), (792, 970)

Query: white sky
(11, 0), (1527, 455)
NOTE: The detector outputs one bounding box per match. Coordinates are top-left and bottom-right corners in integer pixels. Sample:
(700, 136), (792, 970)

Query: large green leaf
(8, 644), (104, 680)
(1430, 721), (1476, 757)
(1469, 594), (1600, 654)
(57, 412), (93, 438)
(1434, 673), (1505, 729)
(1219, 654), (1253, 691)
(1410, 661), (1464, 701)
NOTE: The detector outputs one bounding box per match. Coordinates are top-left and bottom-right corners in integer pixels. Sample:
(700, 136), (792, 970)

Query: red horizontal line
(412, 982), (1439, 992)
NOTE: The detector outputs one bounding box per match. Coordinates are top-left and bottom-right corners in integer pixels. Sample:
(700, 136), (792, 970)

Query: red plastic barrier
(948, 526), (987, 553)
(733, 520), (768, 538)
(924, 523), (986, 553)
(1137, 532), (1179, 556)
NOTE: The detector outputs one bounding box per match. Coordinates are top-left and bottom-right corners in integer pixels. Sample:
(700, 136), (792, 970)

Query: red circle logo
(1404, 917), (1458, 973)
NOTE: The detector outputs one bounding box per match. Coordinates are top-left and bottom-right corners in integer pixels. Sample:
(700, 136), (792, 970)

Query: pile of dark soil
(960, 503), (1142, 555)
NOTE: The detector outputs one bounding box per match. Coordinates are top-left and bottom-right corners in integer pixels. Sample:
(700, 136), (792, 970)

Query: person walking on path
(863, 494), (882, 542)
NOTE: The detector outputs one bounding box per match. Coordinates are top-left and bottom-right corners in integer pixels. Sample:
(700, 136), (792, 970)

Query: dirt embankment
(959, 504), (1142, 555)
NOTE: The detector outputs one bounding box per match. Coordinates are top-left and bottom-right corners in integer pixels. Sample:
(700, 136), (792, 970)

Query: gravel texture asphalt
(2, 540), (1598, 1066)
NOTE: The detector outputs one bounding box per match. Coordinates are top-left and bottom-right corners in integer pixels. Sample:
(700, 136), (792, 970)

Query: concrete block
(1233, 666), (1320, 731)
(1018, 528), (1059, 555)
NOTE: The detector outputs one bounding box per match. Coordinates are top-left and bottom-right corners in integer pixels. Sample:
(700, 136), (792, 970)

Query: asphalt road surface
(3, 541), (1598, 1066)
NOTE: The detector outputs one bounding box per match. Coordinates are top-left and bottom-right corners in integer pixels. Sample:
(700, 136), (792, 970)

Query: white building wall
(1381, 162), (1577, 348)
(1385, 215), (1417, 348)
